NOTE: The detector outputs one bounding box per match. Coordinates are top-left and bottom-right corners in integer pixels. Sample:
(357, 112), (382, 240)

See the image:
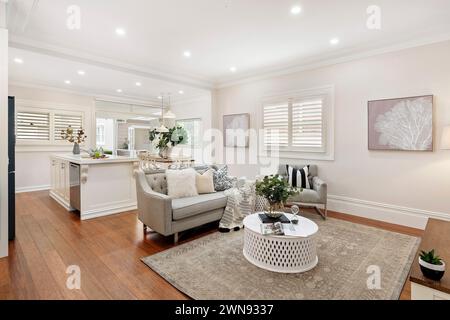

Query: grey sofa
(135, 166), (227, 243)
(278, 164), (328, 219)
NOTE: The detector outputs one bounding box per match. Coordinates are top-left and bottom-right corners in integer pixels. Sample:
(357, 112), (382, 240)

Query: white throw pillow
(166, 168), (198, 199)
(196, 169), (216, 194)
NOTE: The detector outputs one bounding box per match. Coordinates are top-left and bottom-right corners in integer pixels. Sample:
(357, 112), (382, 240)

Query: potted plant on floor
(419, 249), (446, 281)
(255, 175), (300, 219)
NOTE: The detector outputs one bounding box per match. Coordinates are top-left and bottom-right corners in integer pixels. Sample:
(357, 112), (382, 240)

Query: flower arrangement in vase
(149, 125), (188, 159)
(61, 126), (87, 155)
(255, 175), (301, 218)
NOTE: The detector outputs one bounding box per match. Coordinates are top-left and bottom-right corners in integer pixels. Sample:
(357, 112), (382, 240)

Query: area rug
(141, 213), (420, 300)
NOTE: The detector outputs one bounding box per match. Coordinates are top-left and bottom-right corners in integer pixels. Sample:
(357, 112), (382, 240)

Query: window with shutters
(16, 106), (85, 145)
(292, 100), (323, 150)
(54, 113), (83, 141)
(16, 111), (51, 141)
(261, 86), (334, 160)
(263, 103), (289, 147)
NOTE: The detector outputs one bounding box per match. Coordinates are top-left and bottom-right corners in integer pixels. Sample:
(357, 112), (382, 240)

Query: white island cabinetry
(50, 158), (71, 210)
(49, 154), (139, 220)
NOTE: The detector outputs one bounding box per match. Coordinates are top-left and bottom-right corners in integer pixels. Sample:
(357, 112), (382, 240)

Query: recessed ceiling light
(157, 96), (163, 99)
(115, 28), (126, 36)
(178, 90), (184, 95)
(14, 58), (24, 64)
(230, 66), (237, 73)
(330, 37), (340, 45)
(183, 51), (191, 57)
(291, 6), (302, 15)
(135, 82), (142, 87)
(64, 80), (71, 85)
(77, 70), (85, 75)
(116, 89), (123, 93)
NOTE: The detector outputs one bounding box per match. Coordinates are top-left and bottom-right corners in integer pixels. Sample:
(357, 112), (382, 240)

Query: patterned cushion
(213, 165), (236, 191)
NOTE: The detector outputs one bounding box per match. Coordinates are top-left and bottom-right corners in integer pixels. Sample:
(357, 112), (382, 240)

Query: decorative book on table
(260, 222), (285, 236)
(258, 213), (291, 224)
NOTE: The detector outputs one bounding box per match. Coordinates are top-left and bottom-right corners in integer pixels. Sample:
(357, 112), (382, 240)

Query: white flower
(166, 141), (172, 147)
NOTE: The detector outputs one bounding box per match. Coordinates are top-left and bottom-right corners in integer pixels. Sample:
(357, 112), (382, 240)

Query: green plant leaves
(255, 175), (300, 204)
(420, 249), (443, 265)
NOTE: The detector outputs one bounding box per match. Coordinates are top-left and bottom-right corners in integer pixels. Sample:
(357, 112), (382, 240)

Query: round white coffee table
(243, 213), (319, 273)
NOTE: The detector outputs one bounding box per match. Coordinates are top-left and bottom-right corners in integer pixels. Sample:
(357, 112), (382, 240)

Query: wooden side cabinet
(410, 219), (450, 300)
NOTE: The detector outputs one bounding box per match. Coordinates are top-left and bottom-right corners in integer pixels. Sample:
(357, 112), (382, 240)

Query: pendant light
(163, 93), (176, 119)
(155, 95), (169, 133)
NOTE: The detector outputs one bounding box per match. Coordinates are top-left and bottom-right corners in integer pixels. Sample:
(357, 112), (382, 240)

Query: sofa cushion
(172, 192), (227, 221)
(166, 168), (198, 199)
(213, 165), (236, 191)
(288, 189), (321, 204)
(196, 169), (216, 194)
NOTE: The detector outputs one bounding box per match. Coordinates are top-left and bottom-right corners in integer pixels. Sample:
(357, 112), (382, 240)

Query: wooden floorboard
(0, 191), (423, 300)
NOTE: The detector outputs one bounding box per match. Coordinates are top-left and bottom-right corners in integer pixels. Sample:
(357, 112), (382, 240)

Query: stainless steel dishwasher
(69, 162), (81, 211)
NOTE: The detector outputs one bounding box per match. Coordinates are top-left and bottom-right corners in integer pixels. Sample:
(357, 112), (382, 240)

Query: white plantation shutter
(54, 113), (83, 141)
(292, 100), (324, 149)
(16, 111), (50, 141)
(263, 103), (289, 147)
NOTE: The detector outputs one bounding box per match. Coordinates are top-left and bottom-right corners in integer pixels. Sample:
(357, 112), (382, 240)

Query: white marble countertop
(52, 153), (139, 165)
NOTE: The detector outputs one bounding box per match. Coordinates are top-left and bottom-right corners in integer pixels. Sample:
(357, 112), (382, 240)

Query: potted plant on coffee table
(255, 175), (300, 219)
(419, 249), (446, 281)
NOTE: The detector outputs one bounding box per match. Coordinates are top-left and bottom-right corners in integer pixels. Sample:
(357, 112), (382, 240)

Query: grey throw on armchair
(278, 164), (328, 219)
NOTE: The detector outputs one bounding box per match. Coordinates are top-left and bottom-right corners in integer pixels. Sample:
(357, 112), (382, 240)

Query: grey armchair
(278, 164), (328, 219)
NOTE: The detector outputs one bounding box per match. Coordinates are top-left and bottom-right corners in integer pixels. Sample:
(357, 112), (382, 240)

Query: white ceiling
(9, 47), (209, 104)
(7, 0), (450, 99)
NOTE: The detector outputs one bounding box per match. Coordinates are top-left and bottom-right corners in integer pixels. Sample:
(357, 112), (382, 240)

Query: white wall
(214, 41), (450, 228)
(172, 94), (212, 161)
(172, 94), (212, 131)
(9, 85), (95, 193)
(0, 25), (9, 257)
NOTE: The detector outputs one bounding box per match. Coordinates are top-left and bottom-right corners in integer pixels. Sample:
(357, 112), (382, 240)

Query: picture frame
(368, 95), (433, 151)
(223, 113), (250, 148)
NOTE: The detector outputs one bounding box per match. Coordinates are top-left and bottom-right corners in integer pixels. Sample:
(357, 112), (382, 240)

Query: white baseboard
(16, 185), (51, 193)
(328, 195), (450, 230)
(81, 203), (137, 220)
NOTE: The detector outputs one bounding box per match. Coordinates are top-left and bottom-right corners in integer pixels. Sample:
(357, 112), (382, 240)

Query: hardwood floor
(0, 191), (423, 300)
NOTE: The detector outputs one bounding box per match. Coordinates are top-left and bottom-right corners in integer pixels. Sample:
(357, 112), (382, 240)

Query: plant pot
(264, 202), (284, 219)
(72, 143), (80, 155)
(419, 257), (446, 281)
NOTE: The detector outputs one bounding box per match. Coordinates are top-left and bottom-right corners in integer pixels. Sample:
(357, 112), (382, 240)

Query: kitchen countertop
(52, 153), (139, 165)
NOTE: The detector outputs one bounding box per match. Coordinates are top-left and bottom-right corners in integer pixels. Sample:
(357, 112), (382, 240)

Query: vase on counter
(72, 142), (80, 155)
(158, 147), (172, 159)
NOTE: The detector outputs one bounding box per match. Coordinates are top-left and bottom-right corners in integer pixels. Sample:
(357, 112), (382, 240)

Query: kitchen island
(50, 154), (139, 220)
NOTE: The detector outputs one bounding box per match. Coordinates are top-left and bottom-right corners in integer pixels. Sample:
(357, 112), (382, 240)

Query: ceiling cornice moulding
(214, 32), (450, 89)
(9, 35), (215, 90)
(9, 80), (163, 107)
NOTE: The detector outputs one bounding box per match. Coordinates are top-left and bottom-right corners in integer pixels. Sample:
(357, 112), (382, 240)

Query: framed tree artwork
(368, 95), (433, 151)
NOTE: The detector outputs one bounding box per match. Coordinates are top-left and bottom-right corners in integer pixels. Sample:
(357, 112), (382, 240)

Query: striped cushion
(286, 165), (311, 189)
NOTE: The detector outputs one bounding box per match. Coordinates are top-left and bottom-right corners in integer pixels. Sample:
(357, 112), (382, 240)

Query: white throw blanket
(219, 181), (256, 230)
